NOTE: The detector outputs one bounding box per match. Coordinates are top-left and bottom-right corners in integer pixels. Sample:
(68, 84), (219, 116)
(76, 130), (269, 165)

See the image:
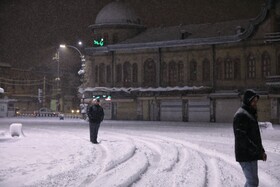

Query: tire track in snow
(91, 150), (149, 187)
(99, 135), (137, 172)
(22, 133), (107, 187)
(152, 134), (280, 187)
(129, 136), (180, 186)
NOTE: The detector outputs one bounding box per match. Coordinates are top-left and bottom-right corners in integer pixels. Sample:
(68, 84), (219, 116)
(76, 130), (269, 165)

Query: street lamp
(52, 49), (61, 112)
(59, 43), (86, 84)
(59, 43), (86, 109)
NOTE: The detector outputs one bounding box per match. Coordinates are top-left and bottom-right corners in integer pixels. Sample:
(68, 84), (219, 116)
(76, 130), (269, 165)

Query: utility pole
(43, 76), (46, 107)
(53, 50), (61, 112)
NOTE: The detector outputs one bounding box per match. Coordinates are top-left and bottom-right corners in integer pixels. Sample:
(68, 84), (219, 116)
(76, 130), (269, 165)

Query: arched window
(202, 59), (210, 81)
(190, 60), (197, 81)
(161, 62), (168, 86)
(224, 57), (233, 80)
(143, 59), (156, 87)
(116, 64), (122, 83)
(99, 63), (105, 84)
(247, 53), (256, 79)
(262, 51), (271, 78)
(278, 54), (280, 75)
(132, 63), (138, 83)
(234, 58), (241, 80)
(103, 33), (109, 45)
(169, 61), (177, 86)
(113, 33), (118, 44)
(106, 65), (111, 83)
(94, 65), (98, 83)
(178, 61), (184, 83)
(216, 58), (223, 80)
(123, 61), (132, 86)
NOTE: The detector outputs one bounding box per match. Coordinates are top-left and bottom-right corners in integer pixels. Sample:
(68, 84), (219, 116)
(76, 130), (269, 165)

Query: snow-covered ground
(0, 118), (279, 187)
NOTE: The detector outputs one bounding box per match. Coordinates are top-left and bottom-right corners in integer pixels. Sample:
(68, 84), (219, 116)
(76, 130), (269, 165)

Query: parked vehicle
(34, 108), (58, 117)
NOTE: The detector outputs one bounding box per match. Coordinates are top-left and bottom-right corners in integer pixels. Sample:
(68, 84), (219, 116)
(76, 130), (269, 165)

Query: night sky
(0, 0), (264, 73)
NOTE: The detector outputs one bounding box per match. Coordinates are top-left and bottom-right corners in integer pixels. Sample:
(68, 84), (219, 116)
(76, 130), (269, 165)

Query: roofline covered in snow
(85, 3), (269, 54)
(80, 86), (211, 94)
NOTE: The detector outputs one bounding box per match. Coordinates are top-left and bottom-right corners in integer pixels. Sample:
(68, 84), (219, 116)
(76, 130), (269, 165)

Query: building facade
(83, 1), (280, 123)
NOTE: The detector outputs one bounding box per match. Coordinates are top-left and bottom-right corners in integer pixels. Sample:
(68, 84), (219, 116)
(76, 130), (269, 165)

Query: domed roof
(95, 1), (141, 25)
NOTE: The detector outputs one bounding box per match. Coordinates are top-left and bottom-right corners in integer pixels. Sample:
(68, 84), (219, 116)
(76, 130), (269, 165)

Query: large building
(83, 0), (280, 123)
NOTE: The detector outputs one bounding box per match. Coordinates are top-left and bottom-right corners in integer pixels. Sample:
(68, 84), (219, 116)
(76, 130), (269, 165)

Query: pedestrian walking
(87, 98), (104, 144)
(233, 89), (267, 187)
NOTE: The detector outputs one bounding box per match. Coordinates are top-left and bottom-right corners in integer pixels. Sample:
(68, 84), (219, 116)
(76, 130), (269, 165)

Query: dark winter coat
(87, 104), (104, 123)
(233, 90), (265, 162)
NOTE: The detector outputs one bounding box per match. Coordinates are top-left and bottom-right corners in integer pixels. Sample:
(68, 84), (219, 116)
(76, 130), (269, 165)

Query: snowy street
(0, 118), (280, 187)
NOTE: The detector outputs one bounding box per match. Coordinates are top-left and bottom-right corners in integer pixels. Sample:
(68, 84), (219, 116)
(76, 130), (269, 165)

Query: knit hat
(243, 89), (259, 106)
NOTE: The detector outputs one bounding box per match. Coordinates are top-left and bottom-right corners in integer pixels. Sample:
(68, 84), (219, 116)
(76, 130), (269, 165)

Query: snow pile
(10, 123), (25, 137)
(259, 122), (274, 130)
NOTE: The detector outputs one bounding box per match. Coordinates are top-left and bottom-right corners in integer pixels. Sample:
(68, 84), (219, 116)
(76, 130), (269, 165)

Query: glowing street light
(59, 43), (86, 105)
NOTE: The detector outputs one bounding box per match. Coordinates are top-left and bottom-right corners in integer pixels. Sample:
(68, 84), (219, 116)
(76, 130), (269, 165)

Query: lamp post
(59, 44), (86, 112)
(52, 49), (61, 112)
(59, 44), (86, 89)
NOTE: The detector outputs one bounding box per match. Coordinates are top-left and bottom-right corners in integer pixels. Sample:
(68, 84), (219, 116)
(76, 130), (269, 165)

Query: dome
(95, 2), (141, 25)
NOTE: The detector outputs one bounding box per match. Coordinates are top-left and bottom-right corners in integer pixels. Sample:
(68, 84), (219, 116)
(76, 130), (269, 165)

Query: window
(216, 58), (223, 80)
(247, 54), (256, 79)
(202, 59), (210, 81)
(113, 33), (119, 44)
(261, 51), (271, 78)
(225, 58), (233, 80)
(178, 61), (184, 83)
(190, 60), (197, 81)
(106, 65), (111, 83)
(169, 61), (177, 86)
(103, 33), (109, 45)
(234, 58), (241, 80)
(278, 54), (280, 75)
(143, 59), (156, 87)
(123, 62), (132, 86)
(99, 63), (105, 84)
(116, 64), (122, 83)
(132, 63), (138, 83)
(94, 65), (98, 83)
(161, 62), (168, 86)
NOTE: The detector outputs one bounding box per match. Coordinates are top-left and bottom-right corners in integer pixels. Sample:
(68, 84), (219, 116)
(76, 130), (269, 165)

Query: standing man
(87, 98), (104, 144)
(233, 89), (267, 187)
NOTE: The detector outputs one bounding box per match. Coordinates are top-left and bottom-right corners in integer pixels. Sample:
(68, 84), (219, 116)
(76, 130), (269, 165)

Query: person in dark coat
(233, 89), (267, 187)
(87, 98), (104, 144)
